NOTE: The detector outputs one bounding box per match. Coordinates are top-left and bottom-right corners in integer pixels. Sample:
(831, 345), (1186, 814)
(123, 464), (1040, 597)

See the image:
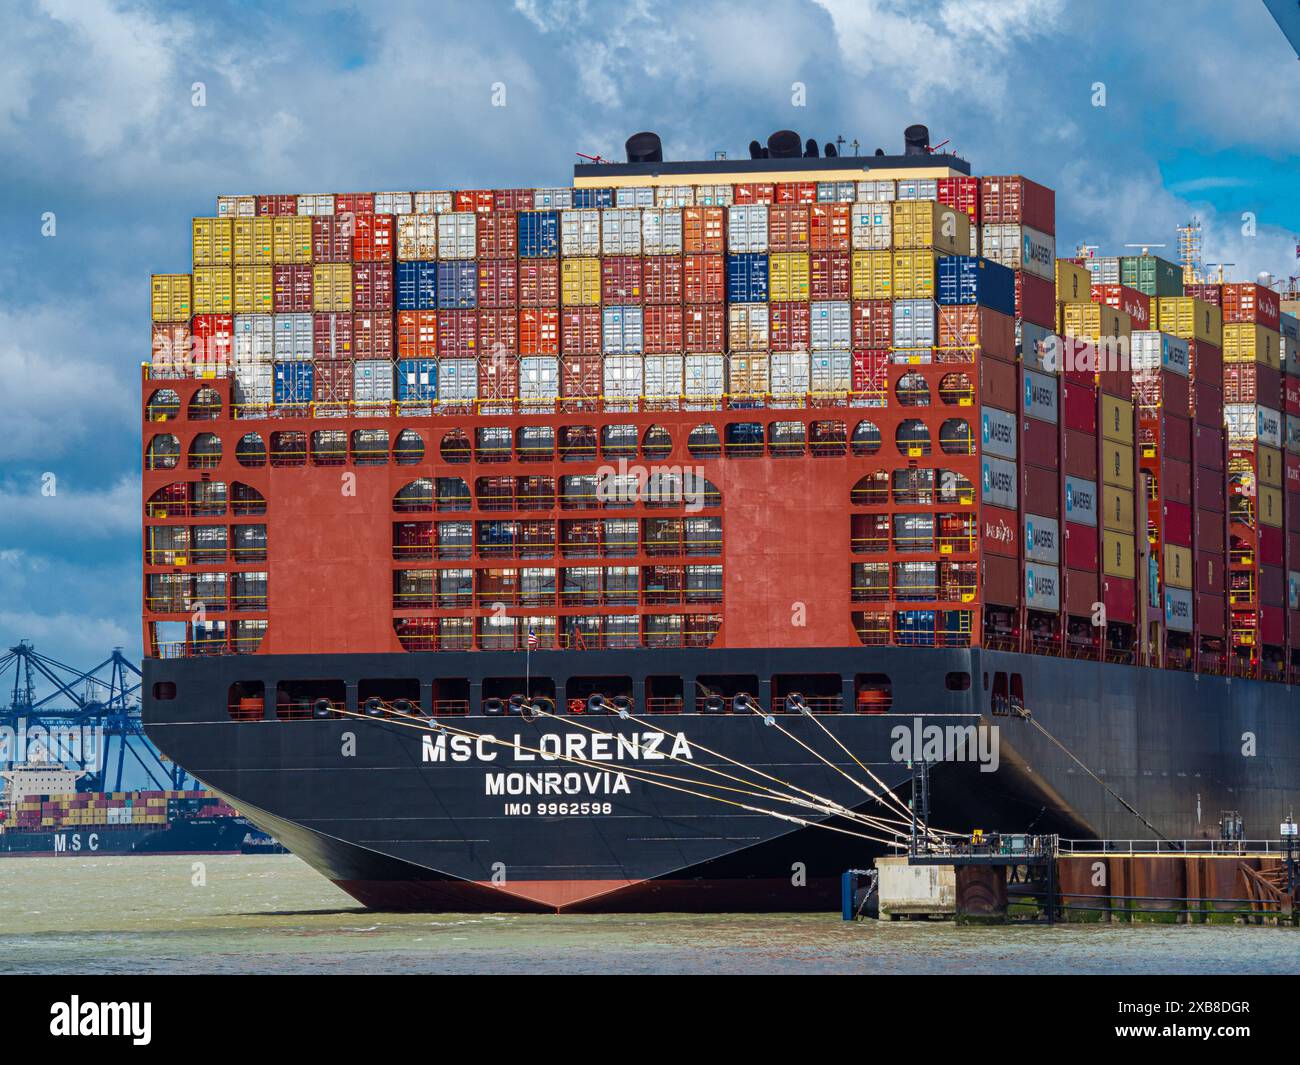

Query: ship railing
(1057, 838), (1294, 856)
(1103, 646), (1137, 665)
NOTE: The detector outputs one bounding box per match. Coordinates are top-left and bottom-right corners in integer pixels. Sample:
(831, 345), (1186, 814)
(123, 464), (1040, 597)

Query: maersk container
(436, 261), (478, 309)
(727, 205), (769, 253)
(615, 186), (655, 208)
(273, 313), (313, 362)
(810, 351), (852, 393)
(1164, 586), (1194, 632)
(892, 299), (936, 350)
(572, 187), (614, 209)
(601, 209), (642, 255)
(520, 356), (559, 401)
(1019, 321), (1056, 371)
(1023, 369), (1059, 424)
(397, 359), (437, 401)
(936, 256), (1015, 316)
(233, 314), (274, 363)
(642, 209), (683, 255)
(981, 406), (1018, 460)
(1024, 515), (1061, 564)
(561, 209), (601, 256)
(810, 301), (851, 351)
(604, 355), (644, 399)
(436, 213), (477, 260)
(1064, 476), (1098, 527)
(770, 351), (811, 396)
(1131, 331), (1190, 376)
(602, 305), (644, 355)
(981, 455), (1019, 509)
(234, 361), (273, 406)
(352, 359), (394, 404)
(1225, 404), (1283, 447)
(1024, 563), (1061, 611)
(684, 353), (724, 398)
(979, 224), (1055, 281)
(273, 360), (313, 403)
(727, 253), (769, 303)
(519, 210), (560, 257)
(396, 260), (438, 310)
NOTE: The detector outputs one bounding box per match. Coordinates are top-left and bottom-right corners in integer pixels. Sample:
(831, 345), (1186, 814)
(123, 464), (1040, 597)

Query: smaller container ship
(0, 754), (283, 856)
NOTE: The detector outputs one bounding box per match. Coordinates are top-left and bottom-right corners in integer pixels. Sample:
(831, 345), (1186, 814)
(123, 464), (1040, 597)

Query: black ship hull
(0, 816), (281, 857)
(143, 646), (1300, 911)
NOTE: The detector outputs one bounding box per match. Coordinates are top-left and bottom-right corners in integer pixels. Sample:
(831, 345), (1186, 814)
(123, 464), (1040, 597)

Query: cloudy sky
(2, 0), (1298, 693)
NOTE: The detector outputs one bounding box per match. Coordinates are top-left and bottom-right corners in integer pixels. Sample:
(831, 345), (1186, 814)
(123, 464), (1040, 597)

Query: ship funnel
(804, 137), (819, 158)
(748, 139), (763, 159)
(767, 130), (803, 158)
(904, 124), (930, 155)
(625, 131), (663, 163)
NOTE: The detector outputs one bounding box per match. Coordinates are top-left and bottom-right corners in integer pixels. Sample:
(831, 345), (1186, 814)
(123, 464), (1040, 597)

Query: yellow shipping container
(1101, 484), (1135, 532)
(890, 200), (970, 255)
(1101, 439), (1135, 490)
(1258, 444), (1283, 488)
(561, 258), (601, 306)
(233, 266), (274, 314)
(272, 216), (313, 264)
(1062, 302), (1130, 342)
(1163, 545), (1192, 590)
(1155, 297), (1222, 346)
(312, 264), (352, 312)
(233, 217), (274, 266)
(192, 217), (233, 267)
(1260, 485), (1283, 528)
(1055, 260), (1091, 304)
(1223, 323), (1281, 370)
(1102, 530), (1137, 579)
(1100, 394), (1134, 443)
(192, 268), (233, 315)
(891, 249), (935, 300)
(769, 252), (810, 302)
(850, 250), (892, 300)
(150, 274), (192, 322)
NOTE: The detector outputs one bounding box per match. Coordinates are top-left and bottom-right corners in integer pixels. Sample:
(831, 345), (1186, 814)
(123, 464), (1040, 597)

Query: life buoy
(568, 698), (586, 715)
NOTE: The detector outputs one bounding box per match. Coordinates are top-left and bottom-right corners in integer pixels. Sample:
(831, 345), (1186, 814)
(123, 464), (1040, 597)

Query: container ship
(141, 126), (1300, 912)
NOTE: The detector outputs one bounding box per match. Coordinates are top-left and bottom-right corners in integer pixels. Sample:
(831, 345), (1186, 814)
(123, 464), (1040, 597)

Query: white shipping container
(1287, 414), (1300, 456)
(694, 184), (734, 206)
(1024, 514), (1061, 565)
(234, 314), (275, 363)
(982, 455), (1019, 509)
(217, 194), (255, 218)
(296, 193), (335, 216)
(981, 406), (1018, 460)
(397, 215), (438, 260)
(655, 185), (695, 207)
(727, 303), (769, 350)
(979, 223), (1055, 280)
(726, 353), (769, 395)
(520, 356), (560, 401)
(1064, 476), (1098, 527)
(642, 208), (684, 255)
(644, 354), (684, 398)
(817, 181), (857, 203)
(353, 359), (394, 404)
(439, 358), (479, 402)
(811, 351), (852, 393)
(234, 362), (273, 406)
(414, 190), (454, 214)
(273, 313), (313, 362)
(684, 353), (724, 397)
(850, 204), (892, 250)
(770, 351), (811, 396)
(615, 186), (655, 207)
(1024, 563), (1061, 612)
(892, 299), (936, 349)
(561, 209), (601, 256)
(603, 355), (644, 399)
(602, 305), (644, 355)
(896, 178), (938, 201)
(376, 191), (413, 215)
(810, 301), (852, 351)
(1164, 587), (1194, 633)
(1226, 404), (1282, 446)
(437, 213), (477, 259)
(533, 187), (573, 210)
(1023, 368), (1059, 425)
(601, 209), (642, 255)
(856, 179), (897, 203)
(727, 205), (769, 253)
(1097, 256), (1121, 285)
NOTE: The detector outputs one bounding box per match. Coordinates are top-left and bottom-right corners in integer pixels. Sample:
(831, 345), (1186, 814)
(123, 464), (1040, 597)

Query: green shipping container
(1119, 254), (1183, 298)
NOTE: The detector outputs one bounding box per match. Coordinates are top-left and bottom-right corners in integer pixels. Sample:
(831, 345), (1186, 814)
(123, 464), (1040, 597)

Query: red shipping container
(352, 214), (395, 261)
(477, 259), (518, 309)
(1288, 453), (1300, 495)
(1134, 371), (1189, 418)
(938, 176), (979, 222)
(1161, 459), (1193, 505)
(851, 350), (888, 396)
(1194, 423), (1225, 471)
(1090, 283), (1150, 330)
(1022, 464), (1059, 518)
(1188, 341), (1223, 387)
(1196, 509), (1225, 552)
(1063, 428), (1097, 480)
(1289, 531), (1300, 562)
(455, 190), (495, 214)
(1162, 499), (1192, 546)
(982, 553), (1020, 606)
(643, 255), (684, 303)
(1194, 551), (1225, 596)
(1103, 577), (1136, 623)
(1062, 381), (1098, 434)
(1224, 363), (1282, 405)
(980, 175), (1055, 235)
(684, 254), (725, 303)
(733, 183), (775, 205)
(1221, 282), (1281, 331)
(518, 258), (559, 306)
(684, 305), (724, 351)
(1198, 594), (1226, 637)
(255, 194), (297, 216)
(642, 304), (683, 354)
(1262, 604), (1285, 642)
(768, 205), (810, 252)
(1194, 466), (1224, 511)
(776, 181), (816, 205)
(478, 309), (519, 356)
(191, 313), (232, 367)
(352, 262), (393, 311)
(1260, 525), (1284, 567)
(335, 192), (375, 215)
(980, 356), (1017, 410)
(560, 354), (602, 397)
(810, 251), (851, 301)
(1286, 378), (1300, 416)
(519, 307), (559, 355)
(1064, 524), (1099, 573)
(938, 306), (1014, 360)
(312, 312), (353, 361)
(151, 322), (189, 369)
(1262, 568), (1285, 607)
(1016, 272), (1055, 328)
(1193, 382), (1223, 428)
(1065, 566), (1099, 615)
(273, 264), (313, 313)
(601, 256), (643, 302)
(771, 302), (812, 351)
(477, 210), (518, 259)
(313, 359), (353, 404)
(682, 207), (725, 254)
(809, 203), (851, 252)
(312, 217), (352, 262)
(852, 300), (893, 349)
(396, 310), (437, 360)
(1185, 283), (1222, 307)
(1142, 414), (1191, 462)
(353, 311), (394, 360)
(561, 307), (602, 355)
(1022, 417), (1056, 461)
(478, 355), (520, 400)
(437, 308), (477, 358)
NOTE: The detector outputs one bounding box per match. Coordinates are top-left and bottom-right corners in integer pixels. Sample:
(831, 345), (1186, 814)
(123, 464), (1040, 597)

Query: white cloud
(0, 475), (140, 539)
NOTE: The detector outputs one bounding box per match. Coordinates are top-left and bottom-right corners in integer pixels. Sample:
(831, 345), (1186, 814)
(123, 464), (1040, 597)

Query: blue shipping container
(396, 260), (437, 310)
(518, 211), (559, 258)
(572, 187), (614, 209)
(273, 361), (314, 404)
(936, 256), (1015, 316)
(436, 261), (478, 309)
(397, 359), (438, 401)
(726, 253), (769, 303)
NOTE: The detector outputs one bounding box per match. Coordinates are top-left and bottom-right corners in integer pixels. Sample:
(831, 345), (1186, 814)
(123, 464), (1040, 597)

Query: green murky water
(0, 855), (1295, 974)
